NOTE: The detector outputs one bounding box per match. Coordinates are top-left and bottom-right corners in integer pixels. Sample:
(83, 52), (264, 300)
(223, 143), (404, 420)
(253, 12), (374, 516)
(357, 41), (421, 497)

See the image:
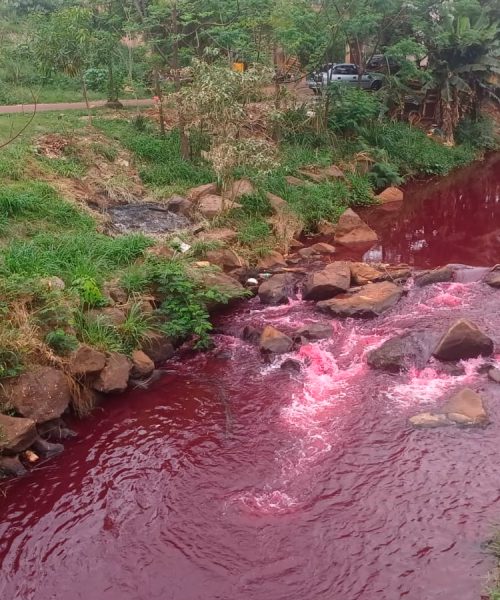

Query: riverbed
(1, 155), (499, 600)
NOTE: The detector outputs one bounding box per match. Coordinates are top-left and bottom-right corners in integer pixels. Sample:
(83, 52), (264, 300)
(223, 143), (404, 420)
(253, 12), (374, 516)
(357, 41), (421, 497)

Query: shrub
(71, 276), (107, 308)
(368, 162), (404, 190)
(455, 117), (498, 151)
(327, 86), (381, 135)
(118, 303), (153, 352)
(74, 311), (123, 353)
(45, 329), (79, 356)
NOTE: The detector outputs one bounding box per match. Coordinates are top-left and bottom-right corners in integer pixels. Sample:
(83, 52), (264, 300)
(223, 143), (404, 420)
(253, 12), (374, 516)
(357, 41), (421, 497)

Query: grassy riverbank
(0, 103), (493, 414)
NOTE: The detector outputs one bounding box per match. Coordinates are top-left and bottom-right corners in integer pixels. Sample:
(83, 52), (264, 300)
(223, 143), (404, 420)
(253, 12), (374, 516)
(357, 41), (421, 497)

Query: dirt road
(0, 98), (153, 114)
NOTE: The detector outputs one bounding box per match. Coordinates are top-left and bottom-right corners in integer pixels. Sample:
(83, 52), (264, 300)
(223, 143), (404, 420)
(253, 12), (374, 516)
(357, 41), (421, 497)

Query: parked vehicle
(366, 54), (400, 74)
(307, 63), (383, 94)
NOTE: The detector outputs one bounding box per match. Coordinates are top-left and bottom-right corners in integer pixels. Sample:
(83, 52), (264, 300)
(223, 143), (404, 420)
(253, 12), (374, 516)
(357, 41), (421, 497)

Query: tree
(33, 6), (97, 120)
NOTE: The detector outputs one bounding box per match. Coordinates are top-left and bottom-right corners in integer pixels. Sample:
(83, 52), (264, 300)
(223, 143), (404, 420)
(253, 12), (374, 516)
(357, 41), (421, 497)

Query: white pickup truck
(307, 63), (383, 94)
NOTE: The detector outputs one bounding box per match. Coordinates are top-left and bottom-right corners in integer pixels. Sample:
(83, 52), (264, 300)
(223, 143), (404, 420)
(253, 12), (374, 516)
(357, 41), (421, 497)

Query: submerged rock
(433, 319), (494, 361)
(293, 322), (332, 342)
(260, 326), (293, 354)
(0, 456), (27, 477)
(488, 367), (500, 383)
(280, 358), (302, 373)
(414, 267), (454, 287)
(258, 273), (296, 305)
(3, 367), (71, 424)
(302, 262), (351, 301)
(317, 281), (403, 318)
(484, 266), (500, 288)
(0, 414), (38, 454)
(443, 388), (489, 425)
(367, 331), (436, 373)
(409, 412), (452, 428)
(32, 437), (64, 458)
(334, 208), (378, 246)
(108, 203), (190, 234)
(241, 325), (262, 344)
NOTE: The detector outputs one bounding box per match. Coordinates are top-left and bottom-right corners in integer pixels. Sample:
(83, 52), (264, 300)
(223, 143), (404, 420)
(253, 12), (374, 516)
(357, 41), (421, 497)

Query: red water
(1, 158), (500, 600)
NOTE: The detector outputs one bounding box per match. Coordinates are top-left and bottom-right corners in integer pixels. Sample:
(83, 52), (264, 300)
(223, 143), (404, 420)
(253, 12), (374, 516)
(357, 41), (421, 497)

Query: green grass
(362, 122), (477, 177)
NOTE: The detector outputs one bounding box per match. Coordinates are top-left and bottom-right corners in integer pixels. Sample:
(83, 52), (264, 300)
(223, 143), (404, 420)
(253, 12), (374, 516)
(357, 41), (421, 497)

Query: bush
(327, 86), (382, 135)
(45, 329), (79, 356)
(361, 122), (476, 176)
(83, 68), (108, 92)
(368, 162), (404, 190)
(455, 117), (498, 151)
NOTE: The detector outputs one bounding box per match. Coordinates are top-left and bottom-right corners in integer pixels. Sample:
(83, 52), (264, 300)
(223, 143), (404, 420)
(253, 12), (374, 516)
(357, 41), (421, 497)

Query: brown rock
(376, 186), (404, 204)
(40, 276), (65, 291)
(367, 331), (437, 373)
(228, 178), (254, 199)
(198, 228), (238, 244)
(260, 326), (293, 354)
(0, 414), (38, 454)
(443, 388), (488, 425)
(187, 182), (218, 201)
(266, 192), (287, 214)
(309, 242), (336, 255)
(93, 353), (131, 394)
(197, 194), (242, 218)
(317, 221), (336, 236)
(141, 332), (175, 365)
(69, 345), (106, 376)
(488, 367), (500, 383)
(335, 208), (378, 246)
(131, 350), (155, 379)
(350, 262), (384, 285)
(303, 262), (351, 301)
(0, 455), (27, 477)
(199, 271), (245, 305)
(167, 195), (192, 216)
(415, 267), (454, 287)
(322, 165), (345, 179)
(103, 282), (128, 304)
(242, 326), (262, 344)
(206, 248), (246, 270)
(258, 273), (296, 305)
(409, 412), (452, 428)
(318, 281), (403, 318)
(433, 319), (494, 361)
(293, 323), (332, 341)
(484, 266), (500, 288)
(146, 244), (174, 260)
(3, 367), (71, 424)
(289, 239), (305, 249)
(87, 307), (126, 326)
(257, 251), (287, 270)
(285, 176), (305, 186)
(298, 168), (326, 183)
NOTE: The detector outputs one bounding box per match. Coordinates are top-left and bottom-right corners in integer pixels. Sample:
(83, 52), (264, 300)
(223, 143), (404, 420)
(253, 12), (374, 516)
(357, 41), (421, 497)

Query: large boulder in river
(199, 271), (245, 309)
(2, 367), (71, 424)
(443, 388), (489, 425)
(367, 331), (437, 372)
(303, 262), (351, 301)
(131, 350), (155, 379)
(350, 262), (383, 285)
(260, 326), (293, 354)
(205, 248), (246, 270)
(92, 353), (131, 394)
(0, 414), (37, 455)
(334, 208), (378, 246)
(317, 281), (403, 318)
(414, 267), (454, 287)
(433, 319), (494, 361)
(376, 186), (404, 204)
(258, 273), (296, 305)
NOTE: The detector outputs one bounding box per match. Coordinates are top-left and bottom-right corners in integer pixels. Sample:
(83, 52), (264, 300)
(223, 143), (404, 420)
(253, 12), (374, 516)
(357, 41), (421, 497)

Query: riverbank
(0, 104), (496, 475)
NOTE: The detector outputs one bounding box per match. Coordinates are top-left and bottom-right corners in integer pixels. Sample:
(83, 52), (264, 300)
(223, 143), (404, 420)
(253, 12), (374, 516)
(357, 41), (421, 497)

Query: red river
(1, 154), (500, 600)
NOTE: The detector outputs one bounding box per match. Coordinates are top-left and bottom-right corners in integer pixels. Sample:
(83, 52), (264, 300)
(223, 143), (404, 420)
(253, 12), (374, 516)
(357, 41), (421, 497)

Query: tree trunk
(153, 68), (166, 136)
(81, 77), (92, 126)
(440, 97), (455, 145)
(172, 3), (190, 160)
(105, 61), (123, 109)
